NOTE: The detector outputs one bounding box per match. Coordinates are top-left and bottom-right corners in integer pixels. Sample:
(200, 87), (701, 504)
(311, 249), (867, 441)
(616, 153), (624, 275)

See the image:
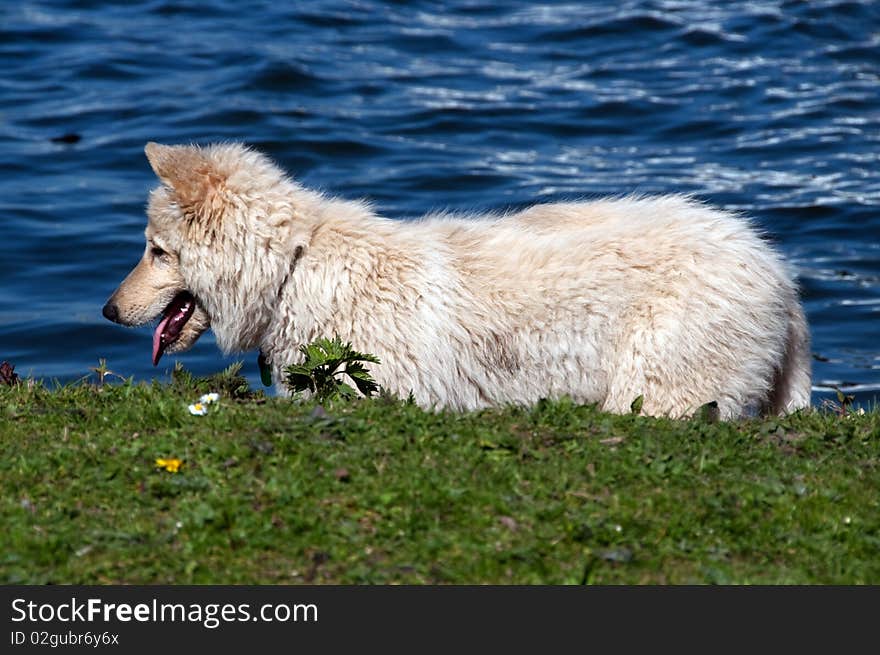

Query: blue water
(1, 0), (878, 406)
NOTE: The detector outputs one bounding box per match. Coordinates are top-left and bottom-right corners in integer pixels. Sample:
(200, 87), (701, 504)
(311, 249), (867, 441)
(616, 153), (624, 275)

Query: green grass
(2, 365), (879, 584)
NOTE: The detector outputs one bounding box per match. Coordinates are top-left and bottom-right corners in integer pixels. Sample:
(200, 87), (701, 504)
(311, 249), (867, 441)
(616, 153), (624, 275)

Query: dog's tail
(768, 297), (812, 414)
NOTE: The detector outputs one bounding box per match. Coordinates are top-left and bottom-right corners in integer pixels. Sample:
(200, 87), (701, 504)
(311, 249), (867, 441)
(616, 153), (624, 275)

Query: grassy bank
(2, 365), (879, 584)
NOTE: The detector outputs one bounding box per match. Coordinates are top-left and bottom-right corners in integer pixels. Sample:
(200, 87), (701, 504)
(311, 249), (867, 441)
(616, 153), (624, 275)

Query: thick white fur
(139, 142), (811, 419)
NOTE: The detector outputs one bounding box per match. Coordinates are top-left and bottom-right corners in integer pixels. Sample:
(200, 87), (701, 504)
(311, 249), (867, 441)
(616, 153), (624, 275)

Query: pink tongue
(152, 314), (173, 366)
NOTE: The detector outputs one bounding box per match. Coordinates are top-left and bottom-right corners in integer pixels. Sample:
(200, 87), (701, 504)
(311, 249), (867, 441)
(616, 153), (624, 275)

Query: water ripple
(1, 0), (878, 404)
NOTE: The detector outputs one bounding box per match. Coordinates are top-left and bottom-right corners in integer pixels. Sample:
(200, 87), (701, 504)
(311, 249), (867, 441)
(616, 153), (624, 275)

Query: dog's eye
(151, 246), (167, 258)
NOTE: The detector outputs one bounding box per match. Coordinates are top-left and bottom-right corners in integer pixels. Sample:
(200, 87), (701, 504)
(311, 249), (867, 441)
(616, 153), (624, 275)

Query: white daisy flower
(188, 402), (208, 416)
(199, 392), (220, 404)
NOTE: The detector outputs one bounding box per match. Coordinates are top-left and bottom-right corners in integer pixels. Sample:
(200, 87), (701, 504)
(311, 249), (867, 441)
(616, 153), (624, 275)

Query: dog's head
(103, 142), (309, 365)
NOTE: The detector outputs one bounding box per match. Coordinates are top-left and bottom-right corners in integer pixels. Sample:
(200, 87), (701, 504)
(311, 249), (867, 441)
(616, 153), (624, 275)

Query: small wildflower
(188, 392), (219, 416)
(843, 407), (866, 420)
(188, 402), (208, 416)
(156, 458), (183, 473)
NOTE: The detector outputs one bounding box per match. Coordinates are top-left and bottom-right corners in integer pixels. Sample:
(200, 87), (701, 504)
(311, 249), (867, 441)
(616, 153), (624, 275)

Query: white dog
(102, 142), (811, 419)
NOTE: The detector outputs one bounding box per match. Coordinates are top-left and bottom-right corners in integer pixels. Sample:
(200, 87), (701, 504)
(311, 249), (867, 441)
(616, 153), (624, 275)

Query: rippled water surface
(2, 0), (878, 405)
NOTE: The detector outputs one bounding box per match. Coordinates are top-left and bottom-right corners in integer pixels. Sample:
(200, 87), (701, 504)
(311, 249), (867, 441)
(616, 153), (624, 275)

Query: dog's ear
(145, 143), (223, 217)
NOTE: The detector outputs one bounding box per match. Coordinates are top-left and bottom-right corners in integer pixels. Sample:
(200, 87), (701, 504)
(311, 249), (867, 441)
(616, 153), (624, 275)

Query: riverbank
(2, 364), (878, 584)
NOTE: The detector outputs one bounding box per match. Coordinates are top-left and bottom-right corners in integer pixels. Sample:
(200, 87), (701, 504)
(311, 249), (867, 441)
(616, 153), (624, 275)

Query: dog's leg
(602, 317), (760, 420)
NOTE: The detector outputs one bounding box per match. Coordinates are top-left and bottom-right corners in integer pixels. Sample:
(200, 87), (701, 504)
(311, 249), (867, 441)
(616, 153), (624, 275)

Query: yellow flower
(155, 458), (183, 473)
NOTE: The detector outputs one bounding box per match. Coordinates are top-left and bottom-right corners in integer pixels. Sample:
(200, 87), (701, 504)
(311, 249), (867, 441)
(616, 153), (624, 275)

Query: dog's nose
(102, 302), (120, 323)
